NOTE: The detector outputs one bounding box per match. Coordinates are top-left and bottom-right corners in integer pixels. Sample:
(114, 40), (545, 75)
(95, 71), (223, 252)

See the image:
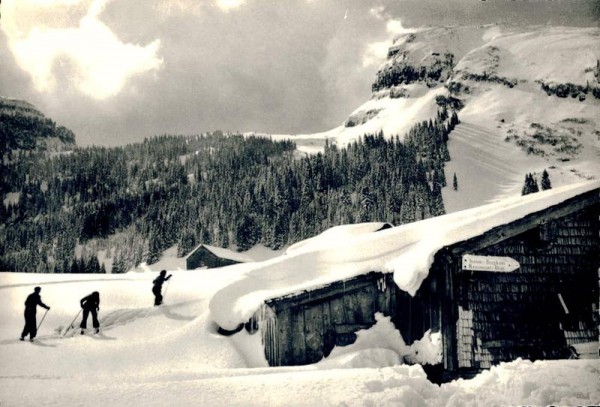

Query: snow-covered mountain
(270, 25), (600, 212)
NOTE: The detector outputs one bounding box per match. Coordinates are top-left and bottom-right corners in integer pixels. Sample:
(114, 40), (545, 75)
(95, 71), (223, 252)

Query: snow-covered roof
(209, 181), (599, 330)
(284, 222), (393, 256)
(187, 244), (254, 264)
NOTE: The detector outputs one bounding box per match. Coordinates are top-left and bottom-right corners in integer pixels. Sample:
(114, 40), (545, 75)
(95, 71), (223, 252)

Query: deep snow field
(1, 264), (598, 407)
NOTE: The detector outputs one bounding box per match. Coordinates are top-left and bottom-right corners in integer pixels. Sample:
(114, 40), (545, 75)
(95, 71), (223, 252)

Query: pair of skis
(60, 310), (99, 337)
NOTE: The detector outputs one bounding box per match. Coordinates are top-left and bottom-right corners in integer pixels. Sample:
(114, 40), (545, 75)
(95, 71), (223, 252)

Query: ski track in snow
(54, 299), (201, 339)
(59, 307), (154, 338)
(442, 122), (547, 213)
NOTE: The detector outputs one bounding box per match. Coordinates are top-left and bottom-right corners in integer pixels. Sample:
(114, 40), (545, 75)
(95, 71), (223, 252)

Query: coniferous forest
(1, 111), (457, 273)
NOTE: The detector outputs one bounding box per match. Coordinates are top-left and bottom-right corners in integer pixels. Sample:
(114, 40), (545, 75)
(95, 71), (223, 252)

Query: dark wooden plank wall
(264, 272), (396, 366)
(421, 253), (458, 375)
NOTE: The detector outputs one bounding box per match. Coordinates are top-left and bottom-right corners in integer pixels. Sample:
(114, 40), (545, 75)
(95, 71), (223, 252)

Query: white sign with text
(462, 254), (520, 272)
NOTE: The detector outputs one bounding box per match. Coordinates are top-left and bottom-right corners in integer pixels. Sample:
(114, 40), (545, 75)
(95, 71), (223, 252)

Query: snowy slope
(1, 267), (598, 406)
(271, 25), (600, 212)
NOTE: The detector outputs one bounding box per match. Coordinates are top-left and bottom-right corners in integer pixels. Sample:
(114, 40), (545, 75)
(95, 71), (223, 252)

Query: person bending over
(80, 291), (100, 334)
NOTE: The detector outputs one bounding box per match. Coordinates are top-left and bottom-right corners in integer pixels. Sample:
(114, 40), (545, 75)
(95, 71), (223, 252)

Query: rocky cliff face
(371, 25), (600, 96)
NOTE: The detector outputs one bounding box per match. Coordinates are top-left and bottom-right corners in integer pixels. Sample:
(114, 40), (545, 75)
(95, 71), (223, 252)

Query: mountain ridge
(0, 96), (76, 160)
(269, 24), (600, 212)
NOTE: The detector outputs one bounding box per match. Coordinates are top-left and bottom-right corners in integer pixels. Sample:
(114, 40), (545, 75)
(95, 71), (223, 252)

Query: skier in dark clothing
(20, 286), (50, 341)
(80, 291), (100, 334)
(152, 270), (172, 306)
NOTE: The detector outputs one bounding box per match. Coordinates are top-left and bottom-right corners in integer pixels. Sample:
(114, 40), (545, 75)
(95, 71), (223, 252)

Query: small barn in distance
(186, 244), (253, 270)
(210, 182), (599, 382)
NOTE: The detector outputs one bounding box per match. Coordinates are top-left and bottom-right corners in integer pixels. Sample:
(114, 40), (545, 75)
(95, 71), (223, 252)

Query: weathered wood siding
(262, 270), (446, 367)
(263, 272), (396, 366)
(453, 205), (599, 373)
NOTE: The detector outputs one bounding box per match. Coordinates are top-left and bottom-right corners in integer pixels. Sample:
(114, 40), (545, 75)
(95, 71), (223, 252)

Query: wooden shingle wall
(455, 205), (599, 372)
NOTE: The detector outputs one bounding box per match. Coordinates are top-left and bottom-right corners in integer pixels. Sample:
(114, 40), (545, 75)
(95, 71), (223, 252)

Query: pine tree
(70, 259), (80, 274)
(522, 173), (540, 195)
(112, 252), (126, 274)
(431, 180), (445, 216)
(521, 174), (532, 195)
(453, 173), (458, 191)
(235, 215), (261, 251)
(530, 174), (539, 193)
(450, 111), (460, 128)
(541, 169), (552, 191)
(147, 230), (163, 265)
(86, 256), (101, 273)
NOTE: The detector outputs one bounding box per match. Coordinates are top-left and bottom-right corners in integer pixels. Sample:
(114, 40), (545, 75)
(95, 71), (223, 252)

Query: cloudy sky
(1, 0), (598, 146)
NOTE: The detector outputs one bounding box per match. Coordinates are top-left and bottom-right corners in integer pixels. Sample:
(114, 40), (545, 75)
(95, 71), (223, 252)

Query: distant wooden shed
(186, 244), (253, 270)
(254, 187), (599, 381)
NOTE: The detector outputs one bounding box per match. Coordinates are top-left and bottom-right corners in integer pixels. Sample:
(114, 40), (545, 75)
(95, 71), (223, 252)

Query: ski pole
(63, 309), (82, 336)
(37, 309), (49, 331)
(163, 279), (171, 301)
(163, 279), (171, 298)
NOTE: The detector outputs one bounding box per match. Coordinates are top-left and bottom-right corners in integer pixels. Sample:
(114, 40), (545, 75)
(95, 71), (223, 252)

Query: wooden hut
(186, 244), (253, 270)
(253, 187), (599, 381)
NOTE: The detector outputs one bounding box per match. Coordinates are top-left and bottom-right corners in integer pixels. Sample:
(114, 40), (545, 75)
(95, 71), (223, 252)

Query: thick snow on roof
(210, 181), (599, 330)
(188, 244), (254, 264)
(284, 222), (393, 256)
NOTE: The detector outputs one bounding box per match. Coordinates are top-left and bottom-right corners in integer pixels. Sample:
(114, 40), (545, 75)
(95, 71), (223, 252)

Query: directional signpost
(462, 254), (520, 272)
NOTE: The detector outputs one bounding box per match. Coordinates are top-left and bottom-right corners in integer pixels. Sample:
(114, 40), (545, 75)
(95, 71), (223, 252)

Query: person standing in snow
(152, 270), (172, 306)
(80, 291), (101, 334)
(20, 286), (50, 341)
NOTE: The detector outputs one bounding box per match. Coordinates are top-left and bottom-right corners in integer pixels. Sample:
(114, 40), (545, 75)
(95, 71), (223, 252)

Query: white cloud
(216, 0), (246, 12)
(362, 18), (415, 68)
(2, 0), (163, 99)
(386, 19), (414, 36)
(154, 0), (203, 17)
(362, 41), (390, 68)
(17, 0), (83, 6)
(369, 6), (386, 20)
